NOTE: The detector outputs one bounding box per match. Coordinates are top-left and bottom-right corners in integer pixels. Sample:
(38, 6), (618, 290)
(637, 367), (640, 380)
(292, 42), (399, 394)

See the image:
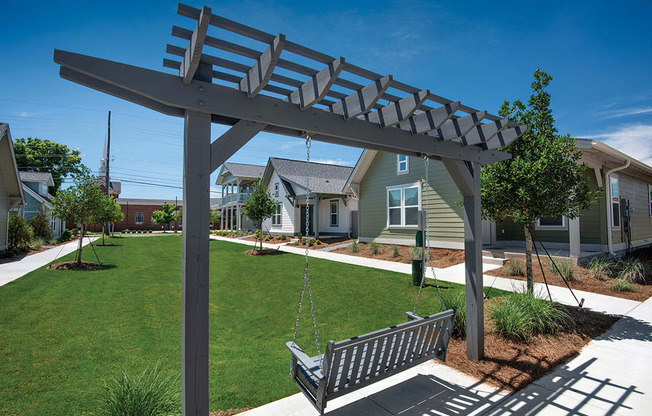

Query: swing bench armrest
(286, 342), (324, 379)
(406, 311), (424, 321)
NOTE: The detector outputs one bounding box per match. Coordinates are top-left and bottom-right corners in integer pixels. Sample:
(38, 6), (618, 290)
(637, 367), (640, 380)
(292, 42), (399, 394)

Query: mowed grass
(0, 236), (503, 415)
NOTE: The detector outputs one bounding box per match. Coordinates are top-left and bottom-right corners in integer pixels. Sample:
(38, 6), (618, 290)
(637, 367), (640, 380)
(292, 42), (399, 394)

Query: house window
(271, 203), (281, 226)
(536, 215), (566, 229)
(611, 175), (620, 228)
(330, 200), (339, 227)
(135, 212), (144, 225)
(397, 155), (409, 174)
(387, 184), (420, 227)
(274, 182), (279, 197)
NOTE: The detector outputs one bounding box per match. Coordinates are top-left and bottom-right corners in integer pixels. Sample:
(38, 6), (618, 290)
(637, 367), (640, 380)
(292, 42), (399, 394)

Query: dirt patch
(244, 248), (283, 256)
(210, 409), (251, 416)
(331, 243), (465, 268)
(487, 261), (652, 302)
(47, 261), (104, 270)
(446, 302), (618, 390)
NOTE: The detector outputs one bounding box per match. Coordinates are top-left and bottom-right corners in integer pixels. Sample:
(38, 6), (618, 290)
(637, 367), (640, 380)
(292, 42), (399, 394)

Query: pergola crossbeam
(482, 125), (527, 150)
(210, 120), (266, 172)
(458, 118), (509, 146)
(179, 6), (211, 84)
(430, 111), (487, 141)
(286, 57), (345, 110)
(365, 90), (428, 127)
(238, 34), (286, 97)
(328, 75), (392, 119)
(398, 101), (460, 134)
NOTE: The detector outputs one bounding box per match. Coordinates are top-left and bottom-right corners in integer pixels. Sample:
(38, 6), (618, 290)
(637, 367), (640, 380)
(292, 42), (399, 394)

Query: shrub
(71, 228), (80, 236)
(348, 241), (359, 253)
(388, 244), (400, 258)
(316, 240), (322, 245)
(367, 241), (380, 255)
(308, 238), (316, 247)
(618, 257), (647, 284)
(410, 245), (422, 258)
(0, 246), (29, 258)
(98, 366), (180, 416)
(279, 235), (287, 240)
(29, 213), (52, 239)
(31, 237), (47, 250)
(586, 256), (613, 280)
(547, 258), (580, 282)
(8, 214), (33, 249)
(506, 259), (525, 277)
(57, 229), (72, 243)
(489, 291), (571, 342)
(612, 278), (638, 293)
(441, 291), (466, 337)
(301, 237), (306, 245)
(296, 232), (302, 240)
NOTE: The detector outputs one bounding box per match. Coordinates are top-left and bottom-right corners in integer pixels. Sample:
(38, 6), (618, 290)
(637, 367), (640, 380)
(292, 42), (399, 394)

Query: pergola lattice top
(162, 4), (527, 161)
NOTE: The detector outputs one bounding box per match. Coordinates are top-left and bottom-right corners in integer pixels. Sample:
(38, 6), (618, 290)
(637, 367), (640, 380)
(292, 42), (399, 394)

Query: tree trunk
(524, 224), (534, 293)
(258, 222), (263, 252)
(102, 226), (105, 246)
(77, 224), (85, 264)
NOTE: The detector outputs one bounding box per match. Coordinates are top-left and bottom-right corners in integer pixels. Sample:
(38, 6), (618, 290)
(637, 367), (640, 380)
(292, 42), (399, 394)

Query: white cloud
(311, 158), (355, 166)
(16, 111), (38, 118)
(600, 106), (652, 119)
(581, 124), (652, 166)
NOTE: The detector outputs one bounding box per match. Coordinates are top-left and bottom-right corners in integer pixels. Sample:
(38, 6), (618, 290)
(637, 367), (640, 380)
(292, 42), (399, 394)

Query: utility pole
(105, 110), (111, 236)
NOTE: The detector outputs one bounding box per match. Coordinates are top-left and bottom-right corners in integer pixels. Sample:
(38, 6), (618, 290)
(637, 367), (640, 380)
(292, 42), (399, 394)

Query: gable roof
(0, 123), (25, 206)
(263, 157), (354, 195)
(19, 171), (55, 187)
(216, 162), (265, 184)
(22, 183), (53, 208)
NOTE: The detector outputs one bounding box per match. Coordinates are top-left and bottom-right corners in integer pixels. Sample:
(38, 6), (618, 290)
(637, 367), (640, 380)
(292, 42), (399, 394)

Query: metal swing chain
(414, 156), (447, 313)
(291, 134), (323, 372)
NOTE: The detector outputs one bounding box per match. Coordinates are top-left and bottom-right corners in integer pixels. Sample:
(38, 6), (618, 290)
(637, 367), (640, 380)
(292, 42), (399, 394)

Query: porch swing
(287, 136), (458, 414)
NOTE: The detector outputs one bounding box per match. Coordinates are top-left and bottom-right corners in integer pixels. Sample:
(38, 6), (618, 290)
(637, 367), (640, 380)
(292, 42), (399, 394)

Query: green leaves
(151, 202), (177, 227)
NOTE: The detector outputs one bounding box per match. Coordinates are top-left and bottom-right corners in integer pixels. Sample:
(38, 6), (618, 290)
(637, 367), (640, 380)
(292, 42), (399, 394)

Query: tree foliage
(242, 181), (276, 251)
(94, 196), (124, 244)
(29, 209), (52, 239)
(13, 137), (86, 194)
(481, 69), (602, 291)
(151, 202), (177, 232)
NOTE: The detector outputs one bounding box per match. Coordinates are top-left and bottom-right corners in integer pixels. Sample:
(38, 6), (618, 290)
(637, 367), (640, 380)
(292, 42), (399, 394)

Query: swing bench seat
(287, 307), (457, 414)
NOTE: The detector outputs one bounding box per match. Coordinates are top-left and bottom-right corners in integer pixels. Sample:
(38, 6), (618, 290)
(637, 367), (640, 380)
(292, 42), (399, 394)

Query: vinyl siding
(0, 175), (8, 250)
(262, 171), (295, 235)
(318, 198), (349, 235)
(615, 173), (652, 245)
(359, 152), (464, 246)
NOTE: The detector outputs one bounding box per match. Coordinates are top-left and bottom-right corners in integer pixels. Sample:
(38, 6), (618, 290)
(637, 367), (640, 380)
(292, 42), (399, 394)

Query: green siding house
(350, 139), (652, 257)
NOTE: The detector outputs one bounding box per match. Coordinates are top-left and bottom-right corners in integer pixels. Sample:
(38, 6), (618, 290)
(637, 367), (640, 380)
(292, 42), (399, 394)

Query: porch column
(236, 204), (241, 231)
(314, 196), (320, 239)
(569, 216), (580, 258)
(181, 85), (211, 415)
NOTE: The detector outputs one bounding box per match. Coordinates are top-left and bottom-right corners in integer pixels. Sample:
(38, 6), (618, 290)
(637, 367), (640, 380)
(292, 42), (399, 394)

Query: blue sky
(1, 0), (651, 199)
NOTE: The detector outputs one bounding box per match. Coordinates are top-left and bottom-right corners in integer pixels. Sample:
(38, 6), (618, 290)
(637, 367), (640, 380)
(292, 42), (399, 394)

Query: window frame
(274, 182), (279, 197)
(396, 154), (409, 175)
(386, 182), (421, 228)
(611, 175), (621, 228)
(135, 212), (144, 225)
(330, 200), (339, 227)
(535, 215), (567, 230)
(271, 203), (282, 227)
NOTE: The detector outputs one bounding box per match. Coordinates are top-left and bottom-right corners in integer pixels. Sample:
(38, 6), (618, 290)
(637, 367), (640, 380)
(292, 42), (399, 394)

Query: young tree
(29, 206), (52, 240)
(242, 181), (276, 252)
(94, 196), (124, 245)
(151, 202), (177, 232)
(481, 69), (602, 292)
(51, 173), (105, 264)
(13, 137), (86, 193)
(209, 209), (221, 229)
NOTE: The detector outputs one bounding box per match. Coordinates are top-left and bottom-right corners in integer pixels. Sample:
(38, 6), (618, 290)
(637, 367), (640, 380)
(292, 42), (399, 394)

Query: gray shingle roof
(269, 158), (353, 194)
(19, 171), (54, 186)
(223, 162), (265, 179)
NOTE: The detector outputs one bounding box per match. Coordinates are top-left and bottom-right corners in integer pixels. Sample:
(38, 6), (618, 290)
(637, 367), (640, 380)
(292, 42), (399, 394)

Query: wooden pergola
(53, 4), (527, 414)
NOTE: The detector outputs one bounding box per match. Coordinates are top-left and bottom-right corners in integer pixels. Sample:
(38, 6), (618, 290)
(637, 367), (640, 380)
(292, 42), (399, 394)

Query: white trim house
(0, 124), (25, 250)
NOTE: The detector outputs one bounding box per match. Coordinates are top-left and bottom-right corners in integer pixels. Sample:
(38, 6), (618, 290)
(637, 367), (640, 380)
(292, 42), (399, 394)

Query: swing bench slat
(287, 307), (457, 414)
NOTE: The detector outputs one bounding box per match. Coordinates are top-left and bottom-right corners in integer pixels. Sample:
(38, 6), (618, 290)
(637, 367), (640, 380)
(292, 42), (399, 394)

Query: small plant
(301, 237), (306, 245)
(296, 232), (302, 240)
(388, 244), (400, 258)
(367, 241), (380, 255)
(279, 235), (287, 240)
(316, 239), (322, 245)
(308, 238), (316, 247)
(31, 237), (47, 250)
(612, 278), (638, 293)
(98, 366), (180, 416)
(441, 291), (466, 337)
(506, 259), (525, 277)
(618, 257), (647, 284)
(348, 241), (360, 253)
(254, 229), (262, 241)
(57, 229), (72, 243)
(71, 228), (79, 236)
(586, 256), (613, 280)
(489, 290), (571, 342)
(410, 245), (422, 258)
(547, 258), (580, 282)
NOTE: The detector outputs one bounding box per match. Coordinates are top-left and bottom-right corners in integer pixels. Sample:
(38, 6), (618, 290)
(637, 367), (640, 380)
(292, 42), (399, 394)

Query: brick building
(113, 198), (182, 231)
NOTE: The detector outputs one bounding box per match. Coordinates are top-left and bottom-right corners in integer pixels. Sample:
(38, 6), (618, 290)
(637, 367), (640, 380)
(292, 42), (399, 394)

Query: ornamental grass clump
(367, 241), (380, 255)
(388, 244), (400, 258)
(489, 291), (571, 342)
(586, 256), (613, 280)
(617, 257), (647, 284)
(612, 278), (638, 293)
(441, 291), (466, 337)
(410, 246), (422, 258)
(547, 258), (580, 282)
(98, 366), (180, 416)
(506, 259), (525, 277)
(347, 241), (359, 253)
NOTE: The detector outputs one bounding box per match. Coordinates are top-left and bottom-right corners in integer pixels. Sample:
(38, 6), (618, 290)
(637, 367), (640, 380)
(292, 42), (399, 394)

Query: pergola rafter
(53, 4), (529, 415)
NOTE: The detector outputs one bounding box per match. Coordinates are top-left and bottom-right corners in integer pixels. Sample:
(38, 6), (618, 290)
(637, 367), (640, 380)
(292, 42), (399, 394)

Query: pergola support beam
(210, 120), (266, 172)
(458, 118), (509, 146)
(238, 34), (286, 97)
(365, 89), (428, 127)
(431, 111), (487, 141)
(482, 125), (527, 150)
(287, 57), (345, 109)
(398, 101), (460, 134)
(179, 6), (211, 84)
(442, 158), (484, 361)
(328, 75), (392, 119)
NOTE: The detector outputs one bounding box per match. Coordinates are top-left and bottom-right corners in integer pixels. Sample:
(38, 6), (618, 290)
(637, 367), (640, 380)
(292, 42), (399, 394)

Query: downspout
(605, 160), (631, 256)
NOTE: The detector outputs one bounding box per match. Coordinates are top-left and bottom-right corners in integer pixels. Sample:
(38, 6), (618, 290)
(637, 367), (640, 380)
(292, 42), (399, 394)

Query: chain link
(291, 134), (323, 374)
(414, 156), (447, 313)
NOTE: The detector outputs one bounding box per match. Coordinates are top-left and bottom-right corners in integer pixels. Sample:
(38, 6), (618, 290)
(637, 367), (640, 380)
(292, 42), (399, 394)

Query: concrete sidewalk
(212, 235), (650, 415)
(0, 237), (97, 287)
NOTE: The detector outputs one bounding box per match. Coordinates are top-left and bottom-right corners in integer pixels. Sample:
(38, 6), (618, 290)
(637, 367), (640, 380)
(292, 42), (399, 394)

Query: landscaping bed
(331, 242), (465, 268)
(486, 257), (652, 302)
(288, 236), (354, 249)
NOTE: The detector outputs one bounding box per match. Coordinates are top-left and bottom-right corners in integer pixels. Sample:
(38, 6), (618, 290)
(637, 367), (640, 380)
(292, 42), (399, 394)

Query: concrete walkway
(211, 235), (651, 415)
(0, 237), (97, 287)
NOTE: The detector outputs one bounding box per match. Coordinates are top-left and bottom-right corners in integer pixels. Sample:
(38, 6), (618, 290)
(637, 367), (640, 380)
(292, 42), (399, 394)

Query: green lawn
(0, 236), (503, 415)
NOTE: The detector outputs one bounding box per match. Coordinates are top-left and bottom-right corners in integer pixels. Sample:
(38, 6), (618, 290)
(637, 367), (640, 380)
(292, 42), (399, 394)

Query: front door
(299, 205), (314, 236)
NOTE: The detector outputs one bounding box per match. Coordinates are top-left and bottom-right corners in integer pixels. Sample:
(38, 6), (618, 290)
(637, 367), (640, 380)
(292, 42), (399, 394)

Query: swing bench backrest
(287, 307), (457, 414)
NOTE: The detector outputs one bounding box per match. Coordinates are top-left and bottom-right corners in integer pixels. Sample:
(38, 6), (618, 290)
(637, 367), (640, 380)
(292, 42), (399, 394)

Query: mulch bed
(244, 248), (282, 256)
(242, 235), (290, 244)
(486, 262), (652, 302)
(291, 236), (354, 250)
(331, 243), (465, 268)
(446, 301), (619, 391)
(210, 409), (251, 416)
(47, 261), (103, 270)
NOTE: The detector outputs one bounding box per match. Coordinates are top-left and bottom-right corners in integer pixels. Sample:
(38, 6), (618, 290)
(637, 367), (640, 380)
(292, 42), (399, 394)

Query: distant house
(351, 139), (652, 258)
(18, 171), (66, 239)
(0, 123), (25, 249)
(215, 162), (265, 231)
(260, 158), (356, 238)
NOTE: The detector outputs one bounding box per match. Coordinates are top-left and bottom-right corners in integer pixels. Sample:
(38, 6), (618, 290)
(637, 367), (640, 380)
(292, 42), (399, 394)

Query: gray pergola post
(181, 62), (212, 414)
